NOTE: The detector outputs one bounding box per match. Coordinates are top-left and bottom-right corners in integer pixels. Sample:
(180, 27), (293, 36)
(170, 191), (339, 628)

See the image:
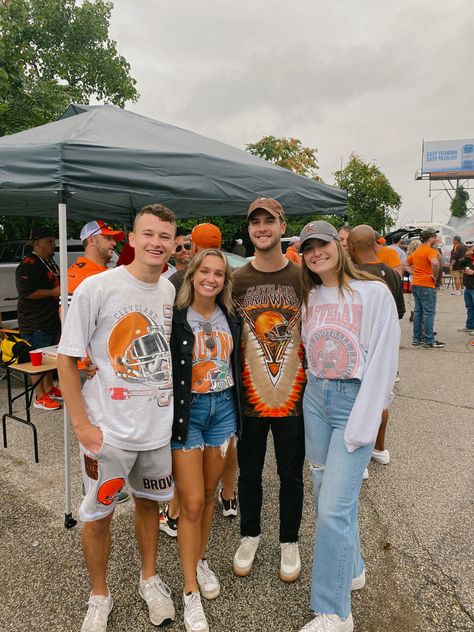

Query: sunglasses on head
(175, 243), (191, 253)
(202, 321), (216, 349)
(90, 225), (116, 237)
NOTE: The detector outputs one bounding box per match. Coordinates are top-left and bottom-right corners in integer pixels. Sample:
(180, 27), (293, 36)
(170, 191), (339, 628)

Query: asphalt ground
(1, 287), (473, 632)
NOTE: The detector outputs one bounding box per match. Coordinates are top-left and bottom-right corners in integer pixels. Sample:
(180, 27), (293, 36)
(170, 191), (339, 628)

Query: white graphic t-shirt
(187, 306), (234, 394)
(58, 266), (175, 450)
(302, 280), (401, 453)
(303, 287), (364, 380)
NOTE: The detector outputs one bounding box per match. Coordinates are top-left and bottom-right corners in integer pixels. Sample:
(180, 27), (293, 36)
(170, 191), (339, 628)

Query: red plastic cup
(29, 350), (43, 366)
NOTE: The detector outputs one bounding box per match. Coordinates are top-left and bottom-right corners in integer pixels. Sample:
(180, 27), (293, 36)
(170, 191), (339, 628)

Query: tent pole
(58, 191), (77, 529)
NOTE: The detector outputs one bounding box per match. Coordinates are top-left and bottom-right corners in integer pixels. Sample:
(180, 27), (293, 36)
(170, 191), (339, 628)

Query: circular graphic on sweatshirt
(308, 328), (359, 379)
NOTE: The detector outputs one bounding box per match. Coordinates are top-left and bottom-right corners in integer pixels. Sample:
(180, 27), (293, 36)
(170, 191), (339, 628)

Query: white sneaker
(280, 542), (301, 582)
(351, 568), (366, 590)
(371, 448), (390, 465)
(81, 593), (113, 632)
(363, 468), (369, 480)
(196, 559), (220, 599)
(233, 535), (260, 576)
(299, 613), (354, 632)
(183, 591), (209, 632)
(139, 574), (175, 626)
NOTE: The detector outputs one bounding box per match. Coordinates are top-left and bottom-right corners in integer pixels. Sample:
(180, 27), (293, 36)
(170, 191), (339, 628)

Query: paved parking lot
(1, 288), (473, 632)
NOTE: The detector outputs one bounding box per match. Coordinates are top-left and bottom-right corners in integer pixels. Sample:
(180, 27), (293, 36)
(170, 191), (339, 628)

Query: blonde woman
(297, 221), (400, 632)
(170, 249), (242, 632)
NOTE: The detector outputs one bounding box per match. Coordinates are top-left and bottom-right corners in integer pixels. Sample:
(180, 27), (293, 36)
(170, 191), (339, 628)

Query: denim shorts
(22, 329), (59, 350)
(171, 388), (237, 451)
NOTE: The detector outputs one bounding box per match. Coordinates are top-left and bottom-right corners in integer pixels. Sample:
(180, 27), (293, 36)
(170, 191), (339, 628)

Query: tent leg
(58, 197), (77, 529)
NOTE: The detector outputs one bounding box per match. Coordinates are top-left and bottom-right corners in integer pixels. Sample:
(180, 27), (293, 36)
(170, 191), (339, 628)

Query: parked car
(223, 251), (248, 268)
(0, 239), (118, 323)
(0, 240), (244, 324)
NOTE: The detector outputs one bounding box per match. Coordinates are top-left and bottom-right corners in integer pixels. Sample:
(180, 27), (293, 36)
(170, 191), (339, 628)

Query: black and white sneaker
(412, 340), (423, 346)
(218, 489), (238, 518)
(423, 340), (446, 349)
(159, 505), (178, 537)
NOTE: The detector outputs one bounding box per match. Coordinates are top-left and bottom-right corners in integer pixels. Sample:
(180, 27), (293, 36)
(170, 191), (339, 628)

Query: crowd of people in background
(10, 201), (473, 632)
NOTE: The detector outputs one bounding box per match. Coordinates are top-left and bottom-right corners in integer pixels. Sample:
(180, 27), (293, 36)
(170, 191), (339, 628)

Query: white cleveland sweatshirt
(302, 279), (400, 452)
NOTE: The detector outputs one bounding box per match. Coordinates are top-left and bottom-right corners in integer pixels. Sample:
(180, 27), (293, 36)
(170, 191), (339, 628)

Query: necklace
(191, 304), (216, 321)
(34, 252), (60, 278)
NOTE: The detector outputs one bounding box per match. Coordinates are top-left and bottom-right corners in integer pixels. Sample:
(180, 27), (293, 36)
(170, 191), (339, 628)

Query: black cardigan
(170, 305), (243, 444)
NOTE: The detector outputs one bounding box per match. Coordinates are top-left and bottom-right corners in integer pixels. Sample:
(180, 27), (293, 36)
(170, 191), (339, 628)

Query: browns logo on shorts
(97, 477), (125, 505)
(84, 454), (99, 480)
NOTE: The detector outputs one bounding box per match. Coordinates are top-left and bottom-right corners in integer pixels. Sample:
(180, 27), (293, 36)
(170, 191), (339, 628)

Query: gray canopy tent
(0, 104), (347, 527)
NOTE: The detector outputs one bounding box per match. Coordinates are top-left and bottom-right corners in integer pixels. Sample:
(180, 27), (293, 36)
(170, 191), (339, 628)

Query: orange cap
(191, 223), (222, 249)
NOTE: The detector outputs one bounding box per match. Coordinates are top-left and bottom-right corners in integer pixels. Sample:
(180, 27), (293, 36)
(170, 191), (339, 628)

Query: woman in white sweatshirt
(297, 221), (400, 632)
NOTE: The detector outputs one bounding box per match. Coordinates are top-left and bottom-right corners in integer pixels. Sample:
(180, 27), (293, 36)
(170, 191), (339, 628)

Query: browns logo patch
(97, 478), (125, 505)
(84, 454), (99, 480)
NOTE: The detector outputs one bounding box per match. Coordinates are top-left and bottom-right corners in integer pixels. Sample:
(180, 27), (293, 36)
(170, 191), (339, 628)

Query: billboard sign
(422, 139), (474, 175)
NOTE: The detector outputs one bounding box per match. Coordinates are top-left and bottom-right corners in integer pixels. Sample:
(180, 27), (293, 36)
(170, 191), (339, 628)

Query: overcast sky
(109, 0), (474, 227)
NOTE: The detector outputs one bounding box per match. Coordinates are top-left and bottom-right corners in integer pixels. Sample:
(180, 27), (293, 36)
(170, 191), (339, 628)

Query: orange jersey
(67, 257), (107, 295)
(406, 244), (438, 288)
(376, 247), (402, 270)
(66, 257), (107, 368)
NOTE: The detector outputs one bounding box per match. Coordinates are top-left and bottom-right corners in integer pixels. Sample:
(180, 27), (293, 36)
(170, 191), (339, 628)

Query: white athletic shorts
(79, 442), (174, 522)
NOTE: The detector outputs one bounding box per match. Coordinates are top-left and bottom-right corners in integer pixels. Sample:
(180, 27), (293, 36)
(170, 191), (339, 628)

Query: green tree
(246, 135), (319, 179)
(450, 186), (469, 219)
(0, 0), (138, 136)
(334, 153), (401, 232)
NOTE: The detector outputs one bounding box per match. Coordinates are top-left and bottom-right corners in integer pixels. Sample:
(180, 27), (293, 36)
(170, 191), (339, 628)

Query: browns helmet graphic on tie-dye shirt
(232, 262), (306, 417)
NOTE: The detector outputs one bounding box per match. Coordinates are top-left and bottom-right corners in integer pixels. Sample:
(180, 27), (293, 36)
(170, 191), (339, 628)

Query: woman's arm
(344, 286), (400, 452)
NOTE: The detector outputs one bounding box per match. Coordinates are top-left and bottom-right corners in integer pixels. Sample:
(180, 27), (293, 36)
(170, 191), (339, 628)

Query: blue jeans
(171, 388), (236, 451)
(22, 329), (59, 350)
(303, 374), (374, 618)
(464, 288), (474, 330)
(412, 285), (436, 344)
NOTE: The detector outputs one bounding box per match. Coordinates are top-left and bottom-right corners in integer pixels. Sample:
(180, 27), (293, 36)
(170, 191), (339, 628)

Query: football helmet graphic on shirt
(254, 311), (291, 344)
(107, 312), (171, 386)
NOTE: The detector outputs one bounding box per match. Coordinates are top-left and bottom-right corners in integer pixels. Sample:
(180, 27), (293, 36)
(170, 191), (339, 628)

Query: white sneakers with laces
(139, 574), (175, 626)
(233, 535), (260, 576)
(183, 591), (209, 632)
(81, 593), (113, 632)
(280, 542), (301, 582)
(196, 559), (220, 599)
(299, 612), (354, 632)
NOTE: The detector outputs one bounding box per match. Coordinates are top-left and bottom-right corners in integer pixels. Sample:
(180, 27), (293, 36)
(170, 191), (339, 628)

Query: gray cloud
(110, 0), (474, 224)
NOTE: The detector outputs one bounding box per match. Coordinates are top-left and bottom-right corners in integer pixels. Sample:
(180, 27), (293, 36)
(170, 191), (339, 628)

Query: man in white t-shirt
(58, 205), (177, 632)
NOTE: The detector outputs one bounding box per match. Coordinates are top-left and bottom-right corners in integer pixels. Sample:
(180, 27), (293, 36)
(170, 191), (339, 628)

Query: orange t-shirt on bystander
(406, 244), (438, 288)
(376, 247), (402, 270)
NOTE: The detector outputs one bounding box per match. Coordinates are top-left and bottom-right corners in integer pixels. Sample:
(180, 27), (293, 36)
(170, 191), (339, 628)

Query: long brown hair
(176, 249), (234, 314)
(300, 239), (380, 308)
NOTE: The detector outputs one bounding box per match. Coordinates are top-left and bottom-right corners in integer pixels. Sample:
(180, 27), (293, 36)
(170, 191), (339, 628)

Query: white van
(0, 240), (118, 324)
